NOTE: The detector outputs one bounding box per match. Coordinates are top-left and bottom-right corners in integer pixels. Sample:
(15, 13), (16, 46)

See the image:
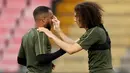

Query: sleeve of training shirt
(18, 39), (25, 58)
(17, 38), (26, 66)
(36, 49), (66, 64)
(77, 27), (100, 50)
(33, 30), (66, 64)
(35, 31), (48, 56)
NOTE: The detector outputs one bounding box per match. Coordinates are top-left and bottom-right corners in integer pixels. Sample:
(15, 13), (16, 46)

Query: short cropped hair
(33, 6), (50, 20)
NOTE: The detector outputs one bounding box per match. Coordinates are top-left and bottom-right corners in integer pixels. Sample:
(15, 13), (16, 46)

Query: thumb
(37, 29), (42, 32)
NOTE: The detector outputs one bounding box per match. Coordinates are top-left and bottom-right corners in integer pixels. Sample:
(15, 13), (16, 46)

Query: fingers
(52, 15), (57, 23)
(52, 16), (59, 23)
(51, 16), (61, 31)
(52, 19), (60, 27)
(52, 19), (59, 23)
(53, 15), (58, 20)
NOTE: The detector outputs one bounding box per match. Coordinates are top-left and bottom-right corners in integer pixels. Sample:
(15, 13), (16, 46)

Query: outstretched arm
(38, 28), (82, 54)
(17, 39), (26, 66)
(48, 33), (82, 54)
(56, 30), (75, 44)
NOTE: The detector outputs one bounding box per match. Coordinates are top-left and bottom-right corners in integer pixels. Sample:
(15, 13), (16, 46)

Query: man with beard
(17, 6), (66, 73)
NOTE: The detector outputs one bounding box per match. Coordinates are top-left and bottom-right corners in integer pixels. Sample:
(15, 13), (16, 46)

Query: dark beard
(45, 23), (51, 30)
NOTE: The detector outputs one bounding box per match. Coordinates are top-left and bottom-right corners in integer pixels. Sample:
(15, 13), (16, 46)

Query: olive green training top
(18, 28), (52, 73)
(77, 26), (114, 73)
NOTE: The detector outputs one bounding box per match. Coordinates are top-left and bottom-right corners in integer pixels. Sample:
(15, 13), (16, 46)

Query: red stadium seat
(0, 23), (12, 47)
(0, 56), (18, 72)
(3, 52), (18, 60)
(0, 45), (19, 72)
(0, 18), (16, 28)
(30, 0), (51, 8)
(0, 0), (3, 8)
(23, 8), (34, 18)
(24, 0), (52, 19)
(0, 28), (9, 36)
(0, 29), (9, 46)
(14, 28), (29, 37)
(6, 0), (26, 8)
(14, 18), (34, 37)
(10, 37), (22, 45)
(19, 17), (35, 28)
(0, 37), (6, 47)
(1, 8), (22, 19)
(24, 0), (51, 18)
(10, 44), (21, 50)
(6, 48), (19, 54)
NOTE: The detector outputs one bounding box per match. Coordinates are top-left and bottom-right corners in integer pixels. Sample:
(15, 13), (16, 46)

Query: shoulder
(96, 26), (106, 34)
(81, 26), (106, 40)
(88, 26), (106, 37)
(96, 26), (106, 37)
(90, 26), (105, 34)
(84, 26), (103, 37)
(22, 28), (48, 40)
(22, 28), (36, 40)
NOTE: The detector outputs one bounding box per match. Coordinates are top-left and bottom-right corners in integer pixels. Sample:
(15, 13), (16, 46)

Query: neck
(84, 28), (88, 31)
(35, 24), (45, 28)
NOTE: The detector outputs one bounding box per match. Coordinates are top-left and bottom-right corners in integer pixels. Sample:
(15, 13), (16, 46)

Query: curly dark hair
(74, 2), (104, 29)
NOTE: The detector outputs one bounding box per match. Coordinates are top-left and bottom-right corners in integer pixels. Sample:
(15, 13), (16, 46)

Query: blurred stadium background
(0, 0), (130, 73)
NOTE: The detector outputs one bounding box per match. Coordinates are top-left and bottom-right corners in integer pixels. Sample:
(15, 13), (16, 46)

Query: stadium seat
(6, 0), (26, 8)
(30, 0), (51, 8)
(24, 0), (52, 18)
(0, 30), (9, 46)
(0, 36), (6, 47)
(13, 18), (35, 38)
(19, 17), (35, 28)
(0, 0), (52, 72)
(0, 57), (18, 72)
(0, 18), (16, 28)
(0, 64), (18, 72)
(0, 0), (3, 8)
(0, 45), (19, 72)
(1, 8), (22, 19)
(0, 28), (9, 36)
(3, 52), (18, 60)
(23, 8), (34, 18)
(6, 48), (19, 54)
(10, 44), (21, 50)
(24, 0), (51, 18)
(15, 28), (29, 38)
(10, 37), (22, 45)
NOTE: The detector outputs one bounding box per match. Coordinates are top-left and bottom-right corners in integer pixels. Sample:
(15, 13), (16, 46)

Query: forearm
(52, 35), (75, 54)
(17, 57), (26, 66)
(37, 27), (81, 54)
(36, 49), (66, 64)
(57, 30), (75, 44)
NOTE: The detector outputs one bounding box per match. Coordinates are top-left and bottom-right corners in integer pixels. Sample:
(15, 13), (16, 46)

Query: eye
(51, 16), (53, 19)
